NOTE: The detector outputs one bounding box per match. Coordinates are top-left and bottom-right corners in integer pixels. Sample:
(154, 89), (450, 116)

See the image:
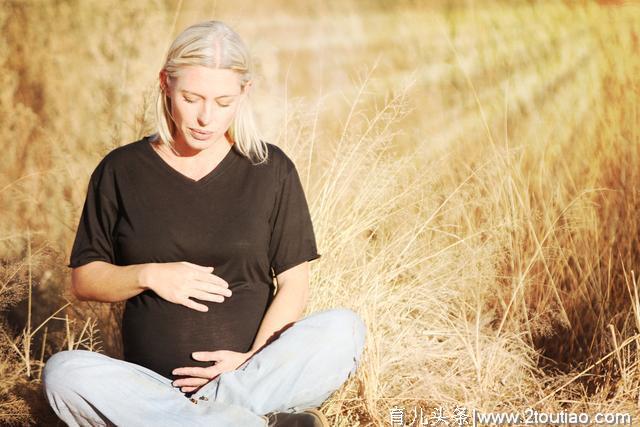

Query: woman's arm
(71, 261), (150, 303)
(72, 261), (231, 310)
(248, 261), (311, 354)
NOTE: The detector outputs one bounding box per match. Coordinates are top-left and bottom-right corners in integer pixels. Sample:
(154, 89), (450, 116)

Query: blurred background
(1, 0), (639, 425)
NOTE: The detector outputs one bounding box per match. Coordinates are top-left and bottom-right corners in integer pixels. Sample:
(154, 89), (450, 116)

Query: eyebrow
(181, 90), (239, 100)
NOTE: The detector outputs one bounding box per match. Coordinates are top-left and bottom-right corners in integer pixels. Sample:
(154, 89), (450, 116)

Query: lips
(189, 128), (213, 140)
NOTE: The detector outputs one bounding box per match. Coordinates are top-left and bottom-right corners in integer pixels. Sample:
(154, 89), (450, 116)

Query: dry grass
(1, 0), (639, 425)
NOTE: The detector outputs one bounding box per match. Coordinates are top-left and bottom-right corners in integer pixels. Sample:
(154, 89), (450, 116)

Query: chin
(188, 136), (212, 145)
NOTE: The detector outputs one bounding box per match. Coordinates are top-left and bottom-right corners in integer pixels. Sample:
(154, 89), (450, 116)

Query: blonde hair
(153, 20), (268, 165)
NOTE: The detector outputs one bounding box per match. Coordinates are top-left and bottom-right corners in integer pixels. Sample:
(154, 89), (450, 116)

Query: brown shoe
(265, 408), (330, 426)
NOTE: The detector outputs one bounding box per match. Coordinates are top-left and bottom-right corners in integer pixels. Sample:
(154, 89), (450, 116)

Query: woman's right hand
(142, 261), (231, 312)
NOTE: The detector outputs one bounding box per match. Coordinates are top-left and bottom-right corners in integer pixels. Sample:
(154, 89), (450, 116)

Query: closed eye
(183, 97), (231, 108)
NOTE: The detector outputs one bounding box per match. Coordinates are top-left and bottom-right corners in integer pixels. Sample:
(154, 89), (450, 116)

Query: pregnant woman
(42, 20), (366, 427)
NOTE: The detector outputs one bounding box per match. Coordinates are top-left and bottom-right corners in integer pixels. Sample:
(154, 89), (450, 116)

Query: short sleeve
(67, 159), (119, 269)
(268, 163), (321, 277)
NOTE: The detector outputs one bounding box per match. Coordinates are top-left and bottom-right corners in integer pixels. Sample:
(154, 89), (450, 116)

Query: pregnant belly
(121, 282), (269, 380)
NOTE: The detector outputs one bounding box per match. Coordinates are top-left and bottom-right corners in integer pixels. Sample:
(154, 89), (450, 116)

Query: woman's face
(161, 65), (250, 153)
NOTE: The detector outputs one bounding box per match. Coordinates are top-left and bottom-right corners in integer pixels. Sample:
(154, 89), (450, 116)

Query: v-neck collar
(143, 136), (239, 186)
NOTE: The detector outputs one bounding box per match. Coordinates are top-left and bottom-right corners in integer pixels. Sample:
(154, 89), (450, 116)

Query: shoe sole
(303, 408), (330, 427)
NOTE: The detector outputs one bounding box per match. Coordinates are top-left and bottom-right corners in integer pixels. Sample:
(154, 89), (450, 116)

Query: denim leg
(42, 349), (267, 426)
(191, 307), (367, 415)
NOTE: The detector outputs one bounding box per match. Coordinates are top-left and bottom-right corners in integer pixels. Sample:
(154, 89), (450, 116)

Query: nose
(197, 103), (212, 126)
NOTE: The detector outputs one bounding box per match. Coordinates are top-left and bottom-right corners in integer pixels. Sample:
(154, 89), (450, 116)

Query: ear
(159, 70), (170, 96)
(242, 80), (253, 96)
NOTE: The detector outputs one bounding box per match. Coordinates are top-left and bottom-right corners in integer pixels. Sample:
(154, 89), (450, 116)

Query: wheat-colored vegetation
(1, 0), (639, 425)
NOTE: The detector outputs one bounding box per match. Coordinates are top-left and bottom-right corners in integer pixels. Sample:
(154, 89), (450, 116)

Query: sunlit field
(1, 0), (639, 425)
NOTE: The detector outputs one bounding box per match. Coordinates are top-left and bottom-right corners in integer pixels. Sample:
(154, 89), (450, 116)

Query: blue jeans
(42, 308), (366, 426)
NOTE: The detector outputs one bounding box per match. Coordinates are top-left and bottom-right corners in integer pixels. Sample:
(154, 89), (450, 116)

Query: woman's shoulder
(88, 136), (149, 179)
(104, 135), (149, 161)
(262, 142), (296, 176)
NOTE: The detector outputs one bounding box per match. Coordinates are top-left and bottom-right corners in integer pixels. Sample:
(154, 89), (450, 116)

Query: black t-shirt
(68, 135), (321, 380)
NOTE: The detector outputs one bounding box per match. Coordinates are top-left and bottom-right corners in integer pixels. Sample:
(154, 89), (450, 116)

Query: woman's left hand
(171, 350), (253, 393)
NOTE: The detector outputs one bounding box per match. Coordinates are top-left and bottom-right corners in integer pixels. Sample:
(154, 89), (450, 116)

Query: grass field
(1, 0), (639, 425)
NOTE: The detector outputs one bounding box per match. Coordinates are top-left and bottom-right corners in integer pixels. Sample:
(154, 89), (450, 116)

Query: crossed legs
(42, 308), (367, 426)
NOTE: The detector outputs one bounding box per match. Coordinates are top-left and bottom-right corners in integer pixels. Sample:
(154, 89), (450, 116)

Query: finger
(182, 297), (209, 312)
(189, 289), (226, 303)
(181, 386), (198, 393)
(181, 261), (214, 272)
(193, 283), (232, 298)
(173, 367), (211, 378)
(192, 351), (222, 362)
(173, 377), (209, 387)
(194, 271), (229, 288)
